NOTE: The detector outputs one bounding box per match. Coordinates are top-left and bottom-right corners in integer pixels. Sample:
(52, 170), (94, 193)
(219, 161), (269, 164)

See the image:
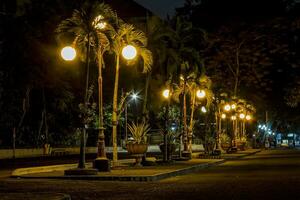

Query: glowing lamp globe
(224, 104), (231, 111)
(246, 115), (251, 121)
(239, 113), (245, 119)
(61, 46), (76, 61)
(221, 113), (226, 119)
(162, 89), (170, 99)
(201, 106), (207, 113)
(196, 90), (206, 98)
(122, 45), (137, 60)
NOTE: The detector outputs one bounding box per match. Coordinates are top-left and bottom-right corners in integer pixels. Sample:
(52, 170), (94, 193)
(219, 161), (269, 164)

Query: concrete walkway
(11, 149), (261, 182)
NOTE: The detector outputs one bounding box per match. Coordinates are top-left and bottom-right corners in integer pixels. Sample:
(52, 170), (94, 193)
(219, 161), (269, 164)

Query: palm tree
(56, 2), (118, 170)
(110, 23), (152, 164)
(136, 16), (176, 123)
(188, 74), (213, 140)
(169, 17), (206, 154)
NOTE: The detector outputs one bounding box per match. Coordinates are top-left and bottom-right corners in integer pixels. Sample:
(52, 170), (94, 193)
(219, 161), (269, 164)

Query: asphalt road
(1, 149), (300, 200)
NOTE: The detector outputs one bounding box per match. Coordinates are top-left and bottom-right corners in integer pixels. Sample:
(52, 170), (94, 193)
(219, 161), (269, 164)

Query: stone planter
(159, 143), (177, 160)
(221, 143), (231, 151)
(126, 143), (148, 166)
(236, 141), (246, 151)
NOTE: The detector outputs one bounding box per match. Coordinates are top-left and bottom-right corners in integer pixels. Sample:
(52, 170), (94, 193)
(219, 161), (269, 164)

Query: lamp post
(162, 88), (170, 162)
(61, 45), (89, 169)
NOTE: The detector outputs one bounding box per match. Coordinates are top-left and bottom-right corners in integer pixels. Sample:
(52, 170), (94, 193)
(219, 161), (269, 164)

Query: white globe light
(224, 104), (231, 111)
(246, 115), (251, 121)
(122, 45), (137, 60)
(201, 106), (207, 113)
(162, 89), (170, 99)
(239, 113), (245, 119)
(196, 90), (206, 98)
(61, 46), (76, 61)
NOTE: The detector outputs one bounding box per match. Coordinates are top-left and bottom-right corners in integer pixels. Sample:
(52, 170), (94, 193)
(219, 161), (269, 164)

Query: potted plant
(220, 133), (231, 151)
(126, 122), (150, 165)
(236, 135), (247, 151)
(159, 131), (179, 160)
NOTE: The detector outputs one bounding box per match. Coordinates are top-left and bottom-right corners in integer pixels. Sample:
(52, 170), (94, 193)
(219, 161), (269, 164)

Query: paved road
(1, 149), (300, 199)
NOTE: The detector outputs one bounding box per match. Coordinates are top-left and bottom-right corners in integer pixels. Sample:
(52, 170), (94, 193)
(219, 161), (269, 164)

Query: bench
(51, 149), (69, 156)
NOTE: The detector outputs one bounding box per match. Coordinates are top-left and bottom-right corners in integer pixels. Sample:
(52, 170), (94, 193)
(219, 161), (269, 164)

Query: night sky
(134, 0), (185, 18)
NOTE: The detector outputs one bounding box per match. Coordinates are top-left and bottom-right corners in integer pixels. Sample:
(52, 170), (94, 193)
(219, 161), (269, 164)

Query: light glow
(239, 113), (245, 119)
(93, 15), (106, 29)
(122, 45), (137, 60)
(162, 89), (170, 99)
(246, 115), (251, 121)
(224, 104), (231, 111)
(231, 115), (237, 120)
(201, 106), (207, 113)
(196, 90), (206, 98)
(221, 113), (226, 119)
(61, 46), (76, 61)
(231, 104), (236, 109)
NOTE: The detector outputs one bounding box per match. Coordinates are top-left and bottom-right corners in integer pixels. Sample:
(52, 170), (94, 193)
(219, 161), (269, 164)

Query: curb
(11, 163), (92, 177)
(14, 160), (225, 182)
(0, 192), (71, 200)
(222, 149), (262, 160)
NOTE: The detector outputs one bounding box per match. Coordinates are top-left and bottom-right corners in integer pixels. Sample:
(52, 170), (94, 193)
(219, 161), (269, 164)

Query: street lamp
(224, 104), (231, 111)
(246, 115), (251, 121)
(162, 88), (171, 162)
(122, 45), (137, 60)
(162, 89), (170, 99)
(61, 46), (76, 61)
(196, 90), (206, 99)
(60, 45), (88, 170)
(221, 113), (226, 119)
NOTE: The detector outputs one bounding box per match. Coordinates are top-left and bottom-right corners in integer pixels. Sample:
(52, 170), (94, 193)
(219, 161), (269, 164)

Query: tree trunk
(97, 51), (106, 158)
(142, 72), (151, 123)
(112, 54), (120, 165)
(183, 82), (188, 152)
(188, 89), (196, 152)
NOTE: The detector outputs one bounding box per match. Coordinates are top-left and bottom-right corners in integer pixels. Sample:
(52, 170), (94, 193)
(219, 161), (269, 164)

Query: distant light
(122, 45), (137, 60)
(61, 46), (76, 61)
(231, 115), (237, 120)
(196, 90), (206, 98)
(231, 104), (236, 109)
(171, 126), (176, 131)
(224, 104), (231, 111)
(180, 75), (184, 81)
(253, 134), (256, 137)
(239, 113), (245, 119)
(131, 93), (138, 100)
(162, 89), (170, 99)
(221, 113), (226, 119)
(201, 106), (207, 113)
(258, 125), (262, 128)
(246, 115), (251, 121)
(93, 15), (106, 29)
(272, 132), (275, 136)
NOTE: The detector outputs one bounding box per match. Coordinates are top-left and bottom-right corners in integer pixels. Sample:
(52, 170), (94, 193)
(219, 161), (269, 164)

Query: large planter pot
(126, 143), (148, 166)
(221, 143), (231, 151)
(159, 143), (177, 160)
(126, 143), (148, 155)
(236, 141), (246, 151)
